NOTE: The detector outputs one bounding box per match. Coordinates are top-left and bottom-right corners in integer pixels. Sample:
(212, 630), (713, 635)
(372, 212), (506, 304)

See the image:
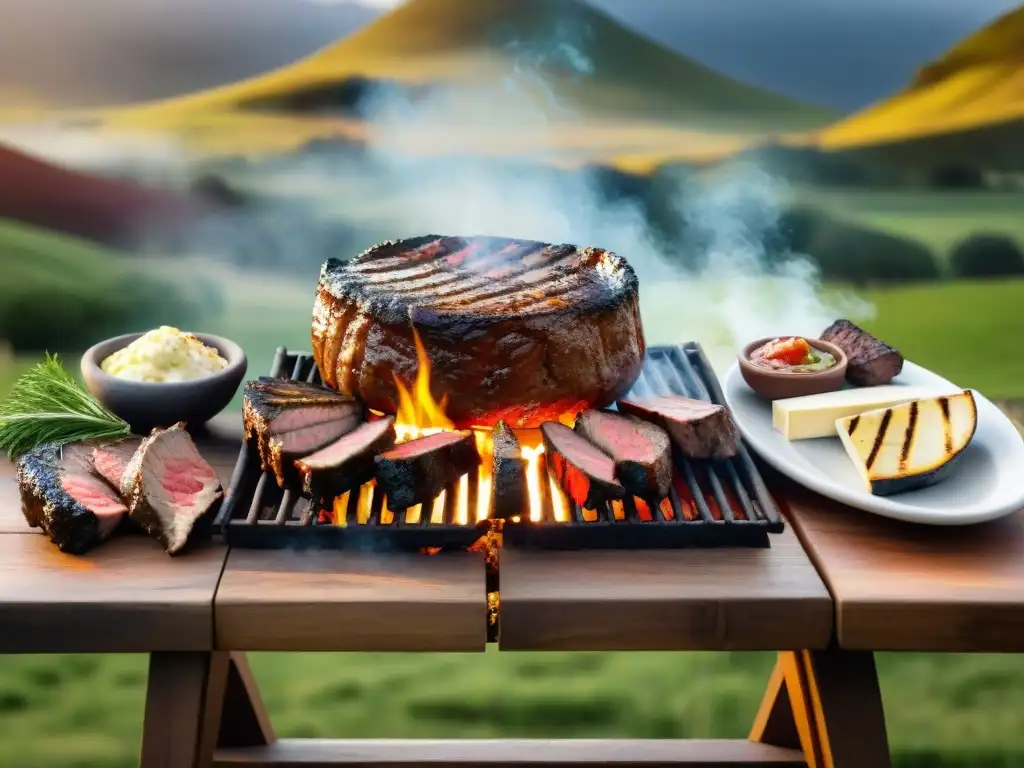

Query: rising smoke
(345, 13), (873, 369)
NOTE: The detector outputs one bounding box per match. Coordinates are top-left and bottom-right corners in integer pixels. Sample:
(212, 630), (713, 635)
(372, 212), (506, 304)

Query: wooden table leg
(750, 650), (891, 768)
(140, 651), (274, 768)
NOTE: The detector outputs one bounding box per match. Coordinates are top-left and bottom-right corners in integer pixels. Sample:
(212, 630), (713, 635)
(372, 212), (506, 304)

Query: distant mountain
(0, 0), (379, 107)
(586, 0), (1021, 112)
(816, 5), (1024, 169)
(110, 0), (833, 134)
(0, 143), (210, 246)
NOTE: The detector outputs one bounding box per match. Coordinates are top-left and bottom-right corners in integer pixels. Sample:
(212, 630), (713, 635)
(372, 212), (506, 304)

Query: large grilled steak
(120, 423), (223, 554)
(17, 442), (127, 554)
(312, 235), (645, 428)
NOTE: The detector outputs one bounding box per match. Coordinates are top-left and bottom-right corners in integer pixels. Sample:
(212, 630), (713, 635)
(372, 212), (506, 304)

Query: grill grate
(214, 343), (783, 550)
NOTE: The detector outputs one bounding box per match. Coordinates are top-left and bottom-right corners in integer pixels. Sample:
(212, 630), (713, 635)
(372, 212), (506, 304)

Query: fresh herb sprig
(0, 353), (130, 460)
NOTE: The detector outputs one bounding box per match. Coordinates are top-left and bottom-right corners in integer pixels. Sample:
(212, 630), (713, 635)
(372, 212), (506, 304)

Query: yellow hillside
(818, 5), (1024, 149)
(99, 0), (832, 161)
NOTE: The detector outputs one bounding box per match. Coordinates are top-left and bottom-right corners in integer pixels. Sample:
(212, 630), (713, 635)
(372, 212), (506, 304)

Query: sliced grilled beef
(17, 442), (127, 554)
(820, 319), (904, 386)
(374, 430), (481, 510)
(540, 421), (624, 510)
(574, 409), (672, 499)
(295, 416), (397, 498)
(491, 420), (528, 519)
(311, 235), (645, 428)
(264, 413), (364, 487)
(120, 423), (222, 555)
(243, 378), (365, 460)
(91, 437), (143, 490)
(617, 396), (739, 460)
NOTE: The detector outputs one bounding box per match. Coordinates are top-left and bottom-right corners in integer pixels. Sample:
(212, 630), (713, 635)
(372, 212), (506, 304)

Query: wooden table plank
(213, 738), (807, 766)
(499, 526), (832, 651)
(0, 534), (227, 653)
(215, 550), (488, 652)
(779, 474), (1024, 652)
(0, 413), (243, 535)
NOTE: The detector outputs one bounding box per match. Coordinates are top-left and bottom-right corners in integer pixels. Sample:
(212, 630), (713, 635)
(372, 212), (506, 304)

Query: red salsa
(749, 337), (836, 373)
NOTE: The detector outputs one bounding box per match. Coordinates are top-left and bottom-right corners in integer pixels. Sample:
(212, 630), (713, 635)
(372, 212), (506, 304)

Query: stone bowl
(81, 332), (247, 434)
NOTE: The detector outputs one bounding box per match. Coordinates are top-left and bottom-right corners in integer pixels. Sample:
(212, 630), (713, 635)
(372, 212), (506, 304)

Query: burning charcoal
(120, 423), (223, 555)
(242, 378), (365, 461)
(265, 414), (364, 488)
(374, 430), (480, 511)
(295, 417), (397, 499)
(490, 420), (528, 519)
(820, 319), (904, 386)
(540, 422), (624, 510)
(91, 437), (143, 490)
(617, 396), (739, 460)
(17, 442), (128, 554)
(574, 409), (672, 499)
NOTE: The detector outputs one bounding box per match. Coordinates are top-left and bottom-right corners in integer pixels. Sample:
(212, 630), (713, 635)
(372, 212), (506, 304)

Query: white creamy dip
(101, 326), (228, 383)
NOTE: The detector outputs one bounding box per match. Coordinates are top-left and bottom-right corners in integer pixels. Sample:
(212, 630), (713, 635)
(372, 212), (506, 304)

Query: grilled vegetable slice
(835, 390), (977, 496)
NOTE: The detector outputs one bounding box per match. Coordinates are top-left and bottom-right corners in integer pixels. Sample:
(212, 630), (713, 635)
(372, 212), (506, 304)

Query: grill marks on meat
(541, 422), (625, 510)
(296, 416), (397, 499)
(242, 378), (366, 477)
(374, 430), (481, 510)
(491, 421), (528, 519)
(313, 234), (645, 428)
(617, 396), (739, 460)
(574, 409), (672, 499)
(821, 319), (904, 386)
(120, 423), (223, 555)
(17, 442), (128, 554)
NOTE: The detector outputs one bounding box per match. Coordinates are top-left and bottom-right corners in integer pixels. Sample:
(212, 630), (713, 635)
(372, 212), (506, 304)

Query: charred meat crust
(541, 421), (625, 510)
(264, 414), (364, 488)
(617, 396), (740, 460)
(242, 379), (366, 461)
(374, 430), (481, 510)
(573, 409), (672, 499)
(312, 235), (645, 428)
(120, 423), (223, 555)
(820, 319), (904, 386)
(490, 420), (528, 519)
(296, 416), (398, 499)
(17, 443), (126, 554)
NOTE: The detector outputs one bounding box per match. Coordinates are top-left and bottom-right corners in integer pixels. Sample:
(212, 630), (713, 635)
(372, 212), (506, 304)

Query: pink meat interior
(544, 423), (617, 482)
(62, 473), (127, 538)
(383, 430), (467, 460)
(298, 418), (394, 469)
(276, 415), (362, 454)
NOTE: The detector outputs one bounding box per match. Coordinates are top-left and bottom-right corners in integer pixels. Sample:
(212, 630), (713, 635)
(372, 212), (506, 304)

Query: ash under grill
(214, 343), (783, 551)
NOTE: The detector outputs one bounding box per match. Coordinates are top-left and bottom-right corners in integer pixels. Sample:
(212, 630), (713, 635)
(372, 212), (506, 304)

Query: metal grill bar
(214, 342), (784, 550)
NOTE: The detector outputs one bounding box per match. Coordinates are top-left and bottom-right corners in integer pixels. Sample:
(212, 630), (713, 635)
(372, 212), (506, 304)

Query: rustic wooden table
(0, 417), (910, 768)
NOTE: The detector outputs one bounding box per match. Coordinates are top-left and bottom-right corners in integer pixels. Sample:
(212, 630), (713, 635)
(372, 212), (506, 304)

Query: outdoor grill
(214, 342), (784, 551)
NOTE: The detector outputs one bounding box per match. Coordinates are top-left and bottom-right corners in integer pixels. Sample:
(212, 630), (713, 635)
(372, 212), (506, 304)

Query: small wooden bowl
(738, 337), (848, 401)
(81, 332), (247, 434)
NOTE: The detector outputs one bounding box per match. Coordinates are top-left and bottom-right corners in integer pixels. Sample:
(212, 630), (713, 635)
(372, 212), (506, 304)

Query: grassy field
(788, 187), (1024, 261)
(1, 648), (1024, 767)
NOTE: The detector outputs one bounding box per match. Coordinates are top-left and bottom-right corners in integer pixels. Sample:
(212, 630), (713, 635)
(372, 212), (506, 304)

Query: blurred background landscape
(1, 0), (1023, 764)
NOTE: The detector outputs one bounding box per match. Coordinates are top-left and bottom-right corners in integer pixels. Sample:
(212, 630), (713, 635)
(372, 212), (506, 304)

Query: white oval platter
(722, 360), (1024, 525)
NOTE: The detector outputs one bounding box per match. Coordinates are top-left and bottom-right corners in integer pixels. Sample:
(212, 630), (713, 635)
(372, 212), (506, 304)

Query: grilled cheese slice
(772, 385), (957, 440)
(835, 391), (977, 496)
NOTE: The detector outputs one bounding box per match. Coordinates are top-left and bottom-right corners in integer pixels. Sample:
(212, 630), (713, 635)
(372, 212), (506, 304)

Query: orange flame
(330, 328), (569, 526)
